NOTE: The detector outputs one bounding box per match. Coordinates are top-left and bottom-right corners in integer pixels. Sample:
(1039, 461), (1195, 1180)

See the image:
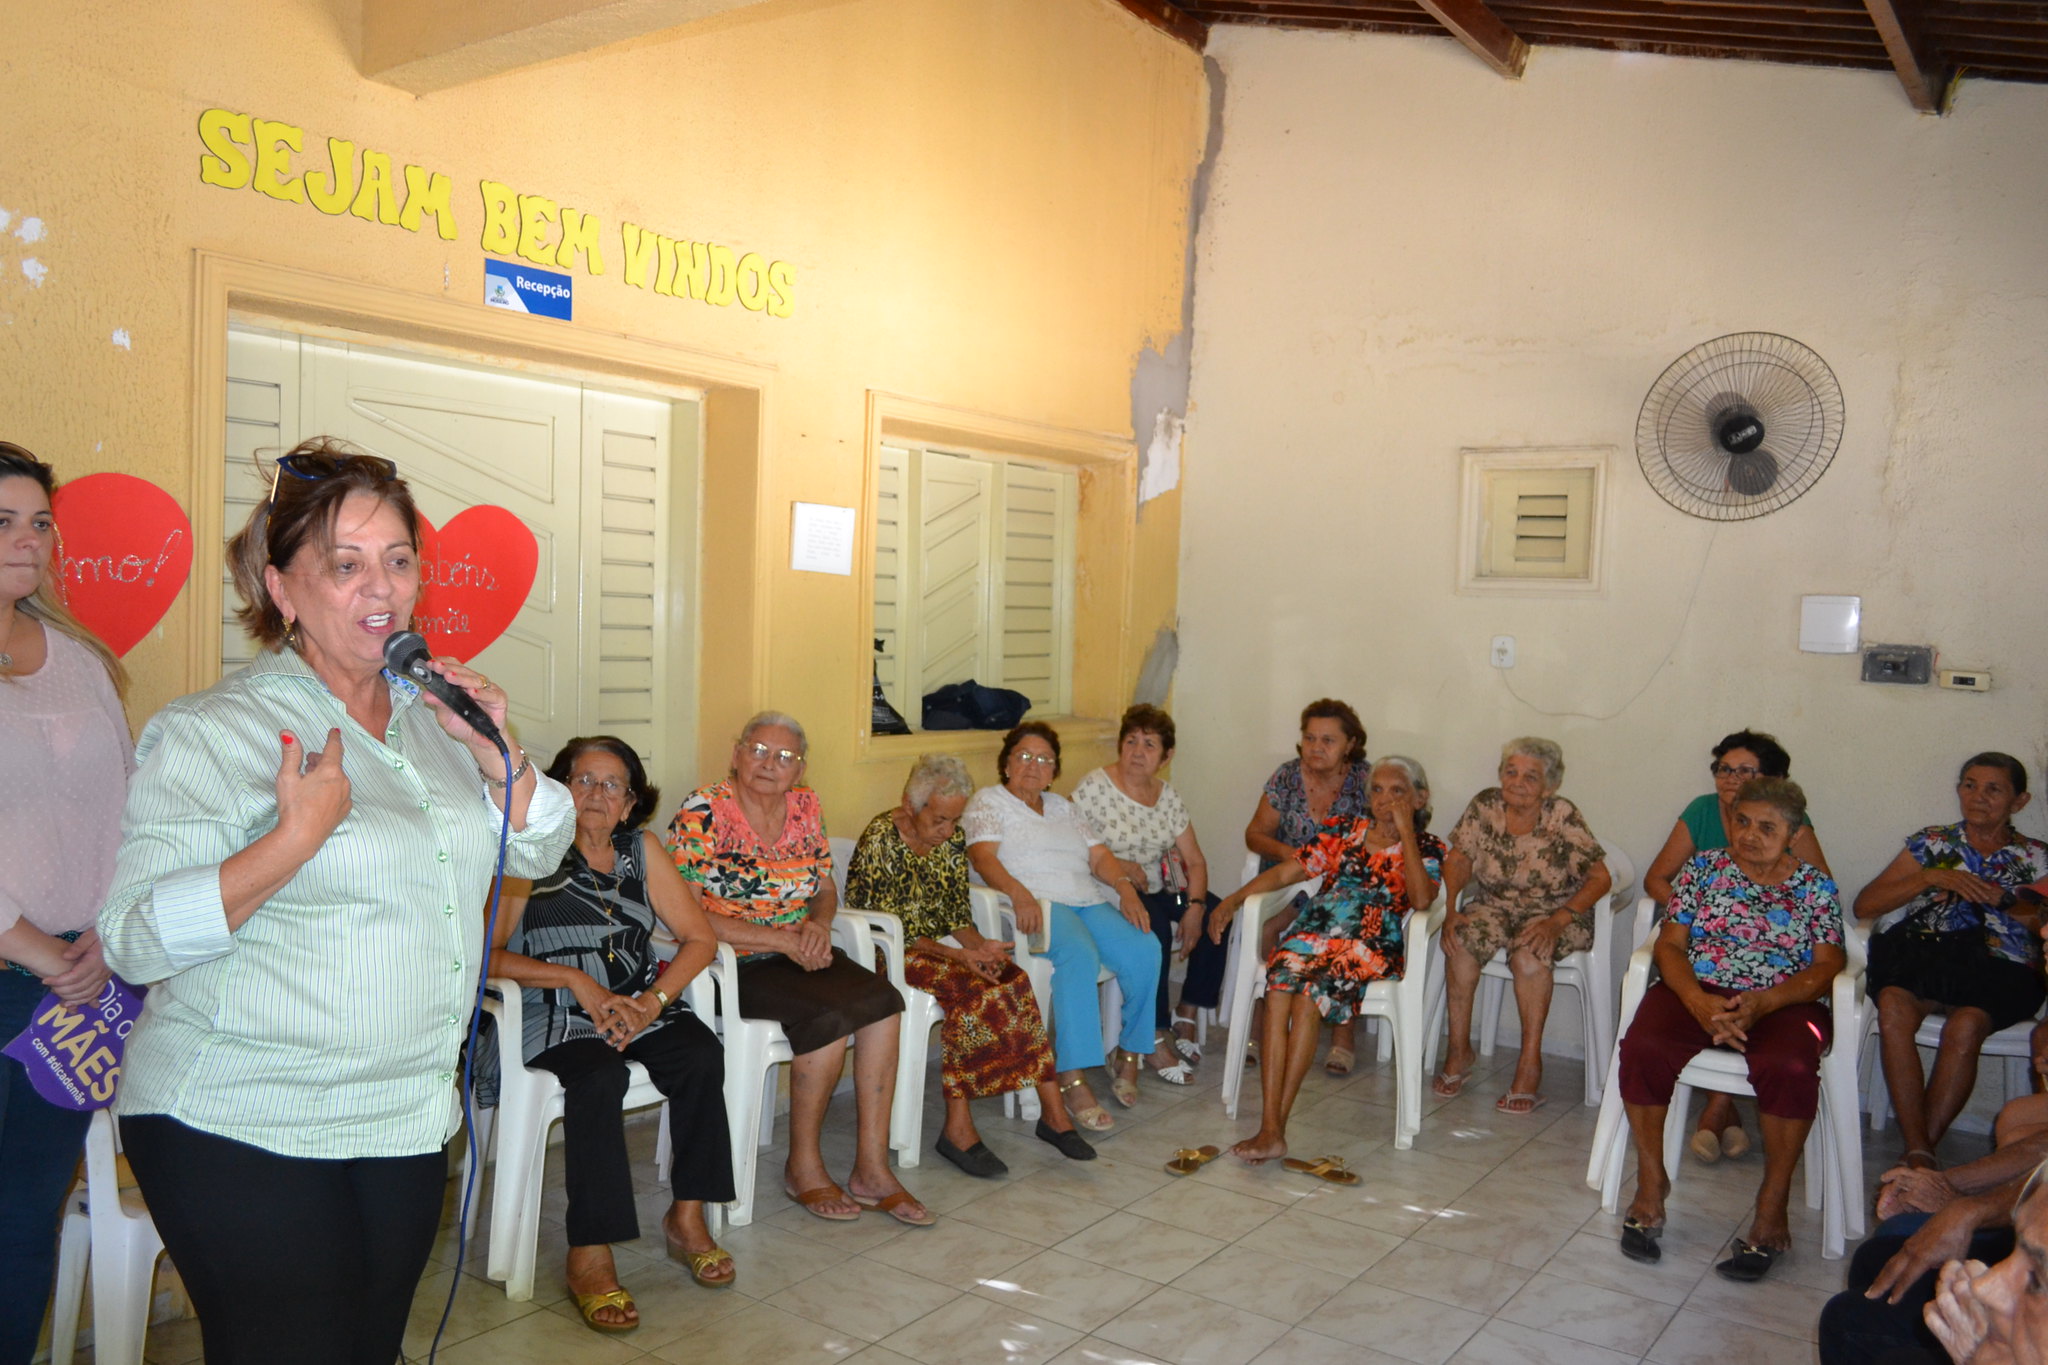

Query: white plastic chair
(828, 836), (947, 1159)
(1859, 1006), (2043, 1132)
(479, 967), (718, 1301)
(1585, 922), (1867, 1259)
(1422, 849), (1637, 1107)
(49, 1109), (164, 1365)
(1216, 873), (1443, 1149)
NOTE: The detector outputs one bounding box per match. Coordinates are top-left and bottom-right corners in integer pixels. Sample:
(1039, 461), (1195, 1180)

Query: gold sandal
(1060, 1076), (1115, 1131)
(669, 1238), (737, 1289)
(572, 1287), (639, 1333)
(1107, 1050), (1139, 1108)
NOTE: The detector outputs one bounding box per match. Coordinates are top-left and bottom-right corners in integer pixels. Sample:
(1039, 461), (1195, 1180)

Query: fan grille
(1636, 332), (1844, 521)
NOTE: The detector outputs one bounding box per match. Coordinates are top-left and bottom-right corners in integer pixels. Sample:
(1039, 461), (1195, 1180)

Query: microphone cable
(423, 741), (514, 1365)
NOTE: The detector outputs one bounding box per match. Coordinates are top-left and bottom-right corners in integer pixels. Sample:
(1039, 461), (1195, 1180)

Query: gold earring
(282, 618), (299, 650)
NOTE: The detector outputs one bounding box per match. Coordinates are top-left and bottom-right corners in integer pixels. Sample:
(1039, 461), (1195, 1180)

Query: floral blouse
(1887, 823), (2048, 967)
(1291, 818), (1447, 946)
(1448, 789), (1606, 918)
(1260, 758), (1370, 870)
(662, 778), (829, 929)
(845, 810), (972, 943)
(1671, 848), (1843, 992)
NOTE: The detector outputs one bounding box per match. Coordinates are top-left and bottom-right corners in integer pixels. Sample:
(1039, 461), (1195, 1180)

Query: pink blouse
(0, 627), (131, 940)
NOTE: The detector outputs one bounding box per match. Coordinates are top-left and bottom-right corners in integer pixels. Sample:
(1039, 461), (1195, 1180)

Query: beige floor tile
(431, 1301), (649, 1365)
(1493, 1269), (1679, 1354)
(766, 1258), (962, 1342)
(1231, 1206), (1403, 1276)
(765, 1197), (918, 1253)
(1538, 1229), (1712, 1307)
(970, 1248), (1160, 1332)
(1124, 1177), (1286, 1241)
(843, 1348), (928, 1365)
(140, 1317), (205, 1365)
(1025, 1153), (1180, 1208)
(1359, 1242), (1531, 1315)
(1169, 1242), (1353, 1323)
(1409, 1204), (1576, 1271)
(1248, 1327), (1416, 1365)
(1046, 1336), (1174, 1365)
(704, 1219), (854, 1297)
(1446, 1320), (1641, 1365)
(1645, 1307), (1818, 1365)
(403, 1266), (550, 1354)
(1680, 1263), (1833, 1342)
(862, 1217), (1041, 1290)
(1094, 1285), (1290, 1365)
(537, 1257), (752, 1348)
(950, 1176), (1118, 1245)
(1300, 1280), (1487, 1364)
(876, 1292), (1085, 1365)
(640, 1300), (865, 1363)
(1051, 1211), (1227, 1284)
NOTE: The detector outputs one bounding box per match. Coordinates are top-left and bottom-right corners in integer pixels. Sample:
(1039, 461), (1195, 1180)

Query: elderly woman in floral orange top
(662, 711), (930, 1227)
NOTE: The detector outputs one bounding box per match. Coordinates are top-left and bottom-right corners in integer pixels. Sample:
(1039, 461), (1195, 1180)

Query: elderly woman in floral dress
(845, 754), (1095, 1176)
(1433, 736), (1612, 1116)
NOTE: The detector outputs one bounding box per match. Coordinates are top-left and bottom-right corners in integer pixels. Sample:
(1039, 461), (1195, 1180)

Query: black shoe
(1714, 1238), (1782, 1282)
(935, 1135), (1008, 1178)
(1618, 1217), (1662, 1264)
(1035, 1119), (1097, 1160)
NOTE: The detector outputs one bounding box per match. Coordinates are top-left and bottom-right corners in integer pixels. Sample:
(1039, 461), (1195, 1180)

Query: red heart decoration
(413, 505), (538, 662)
(49, 474), (194, 656)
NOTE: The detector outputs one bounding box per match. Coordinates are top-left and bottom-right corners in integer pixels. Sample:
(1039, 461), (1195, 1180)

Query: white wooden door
(223, 326), (694, 787)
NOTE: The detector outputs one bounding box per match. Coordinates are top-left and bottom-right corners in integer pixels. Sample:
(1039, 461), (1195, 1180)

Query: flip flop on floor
(1495, 1091), (1549, 1116)
(1281, 1155), (1360, 1186)
(1431, 1069), (1471, 1099)
(1714, 1238), (1783, 1282)
(785, 1182), (862, 1222)
(1619, 1217), (1663, 1264)
(851, 1189), (937, 1227)
(1166, 1145), (1222, 1176)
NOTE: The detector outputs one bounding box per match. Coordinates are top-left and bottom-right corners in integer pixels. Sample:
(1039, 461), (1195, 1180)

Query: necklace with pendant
(589, 866), (624, 964)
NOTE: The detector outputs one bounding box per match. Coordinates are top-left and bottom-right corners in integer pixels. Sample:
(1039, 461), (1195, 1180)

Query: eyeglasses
(266, 451), (399, 507)
(742, 741), (803, 767)
(1012, 753), (1056, 768)
(1712, 763), (1762, 779)
(571, 774), (628, 797)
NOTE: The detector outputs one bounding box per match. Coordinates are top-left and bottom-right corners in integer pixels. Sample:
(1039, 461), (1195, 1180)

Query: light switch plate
(1799, 595), (1861, 654)
(1862, 644), (1934, 685)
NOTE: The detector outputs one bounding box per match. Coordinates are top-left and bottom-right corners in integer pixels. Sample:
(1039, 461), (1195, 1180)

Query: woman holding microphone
(99, 438), (574, 1364)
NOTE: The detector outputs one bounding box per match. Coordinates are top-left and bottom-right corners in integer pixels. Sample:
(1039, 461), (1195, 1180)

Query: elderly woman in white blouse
(99, 439), (575, 1364)
(965, 721), (1166, 1130)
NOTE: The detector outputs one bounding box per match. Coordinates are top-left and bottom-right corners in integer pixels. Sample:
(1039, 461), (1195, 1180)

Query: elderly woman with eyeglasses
(1434, 737), (1611, 1115)
(1644, 729), (1831, 1163)
(964, 722), (1165, 1132)
(662, 712), (930, 1227)
(845, 754), (1095, 1176)
(489, 737), (734, 1329)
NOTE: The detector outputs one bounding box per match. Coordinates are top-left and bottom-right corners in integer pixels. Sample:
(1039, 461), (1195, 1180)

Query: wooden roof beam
(1113, 0), (1210, 49)
(1862, 0), (1958, 111)
(1414, 0), (1531, 76)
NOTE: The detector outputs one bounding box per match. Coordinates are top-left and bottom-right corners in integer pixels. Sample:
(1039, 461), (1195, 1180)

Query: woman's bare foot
(566, 1244), (638, 1327)
(1745, 1207), (1792, 1254)
(1230, 1131), (1288, 1165)
(1506, 1056), (1544, 1099)
(1625, 1169), (1670, 1230)
(783, 1159), (860, 1217)
(846, 1164), (932, 1223)
(1441, 1039), (1477, 1087)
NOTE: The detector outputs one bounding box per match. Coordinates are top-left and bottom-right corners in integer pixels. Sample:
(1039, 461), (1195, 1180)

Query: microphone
(382, 630), (509, 755)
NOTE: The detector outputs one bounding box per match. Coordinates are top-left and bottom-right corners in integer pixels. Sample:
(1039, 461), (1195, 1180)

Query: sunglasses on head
(266, 451), (399, 507)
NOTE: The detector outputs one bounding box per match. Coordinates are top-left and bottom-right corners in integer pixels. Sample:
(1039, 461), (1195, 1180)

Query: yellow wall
(0, 0), (1207, 822)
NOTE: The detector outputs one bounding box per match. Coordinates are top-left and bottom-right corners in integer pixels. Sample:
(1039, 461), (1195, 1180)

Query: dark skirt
(734, 947), (905, 1054)
(1867, 926), (2046, 1032)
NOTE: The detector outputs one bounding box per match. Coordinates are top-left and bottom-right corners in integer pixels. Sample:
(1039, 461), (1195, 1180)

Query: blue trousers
(1044, 902), (1161, 1072)
(0, 971), (92, 1365)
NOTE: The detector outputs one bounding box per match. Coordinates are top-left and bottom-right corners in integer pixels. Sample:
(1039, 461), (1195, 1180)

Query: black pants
(1142, 889), (1227, 1030)
(530, 1009), (734, 1247)
(0, 972), (91, 1365)
(1818, 1211), (2016, 1365)
(118, 1114), (443, 1365)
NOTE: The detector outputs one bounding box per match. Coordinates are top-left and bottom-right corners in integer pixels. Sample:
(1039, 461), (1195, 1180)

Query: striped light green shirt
(99, 647), (574, 1159)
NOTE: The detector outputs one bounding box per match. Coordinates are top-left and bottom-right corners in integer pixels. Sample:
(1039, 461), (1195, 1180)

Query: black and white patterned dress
(508, 830), (671, 1064)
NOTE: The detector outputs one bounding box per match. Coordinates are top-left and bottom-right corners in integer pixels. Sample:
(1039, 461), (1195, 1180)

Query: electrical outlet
(1490, 635), (1515, 669)
(1861, 644), (1934, 685)
(1939, 669), (1992, 693)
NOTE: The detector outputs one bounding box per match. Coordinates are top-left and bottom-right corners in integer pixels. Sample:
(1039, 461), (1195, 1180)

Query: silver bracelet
(480, 753), (531, 789)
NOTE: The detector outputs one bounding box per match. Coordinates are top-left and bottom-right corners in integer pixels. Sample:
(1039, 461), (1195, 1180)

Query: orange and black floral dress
(1266, 819), (1446, 1022)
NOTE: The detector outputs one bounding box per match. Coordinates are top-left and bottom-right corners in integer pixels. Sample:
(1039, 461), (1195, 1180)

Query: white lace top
(962, 783), (1107, 908)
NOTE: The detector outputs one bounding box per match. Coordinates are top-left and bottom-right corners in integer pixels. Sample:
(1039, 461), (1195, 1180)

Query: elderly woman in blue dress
(489, 735), (735, 1331)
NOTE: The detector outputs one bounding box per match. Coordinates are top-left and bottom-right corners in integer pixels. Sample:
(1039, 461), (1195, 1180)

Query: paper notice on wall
(790, 502), (856, 575)
(1138, 410), (1183, 505)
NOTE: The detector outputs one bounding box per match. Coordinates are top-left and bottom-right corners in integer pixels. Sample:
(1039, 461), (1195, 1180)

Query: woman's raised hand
(418, 658), (511, 763)
(275, 729), (352, 854)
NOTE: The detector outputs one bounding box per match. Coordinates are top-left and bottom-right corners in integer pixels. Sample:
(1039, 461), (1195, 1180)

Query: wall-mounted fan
(1635, 332), (1844, 521)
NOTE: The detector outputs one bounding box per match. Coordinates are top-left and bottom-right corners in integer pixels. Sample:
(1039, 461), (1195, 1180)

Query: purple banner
(2, 978), (147, 1110)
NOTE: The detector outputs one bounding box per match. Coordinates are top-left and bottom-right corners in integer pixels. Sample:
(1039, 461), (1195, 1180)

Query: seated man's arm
(1869, 1182), (2025, 1305)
